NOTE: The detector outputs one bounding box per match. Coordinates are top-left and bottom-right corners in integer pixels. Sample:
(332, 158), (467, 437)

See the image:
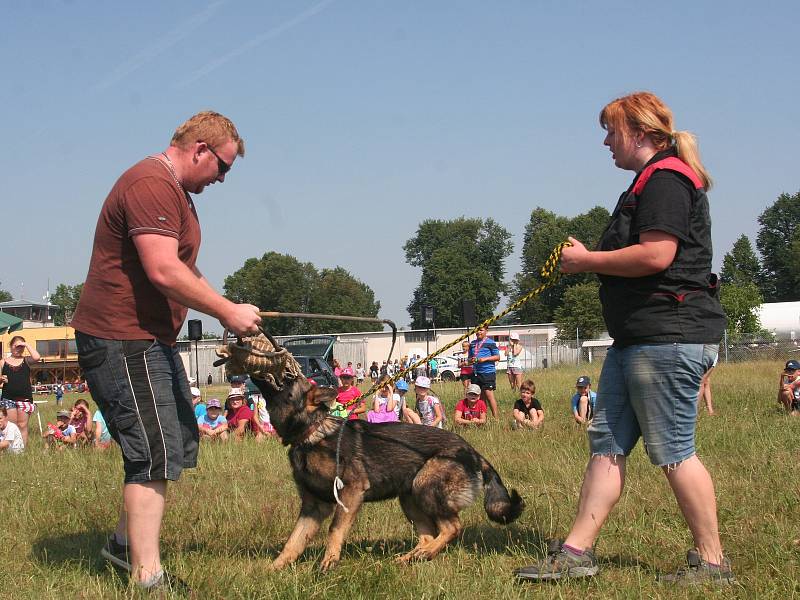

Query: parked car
(434, 356), (461, 381)
(278, 335), (338, 387)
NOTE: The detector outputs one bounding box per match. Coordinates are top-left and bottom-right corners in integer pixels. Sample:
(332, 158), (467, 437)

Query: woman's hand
(560, 237), (591, 274)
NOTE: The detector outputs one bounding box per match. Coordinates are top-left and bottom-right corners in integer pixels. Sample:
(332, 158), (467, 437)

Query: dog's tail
(480, 457), (524, 524)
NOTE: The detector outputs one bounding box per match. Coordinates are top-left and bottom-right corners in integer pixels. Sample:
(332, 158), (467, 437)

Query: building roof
(0, 299), (59, 309)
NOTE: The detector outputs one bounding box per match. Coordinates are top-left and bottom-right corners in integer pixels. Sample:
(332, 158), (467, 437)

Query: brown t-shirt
(72, 157), (201, 345)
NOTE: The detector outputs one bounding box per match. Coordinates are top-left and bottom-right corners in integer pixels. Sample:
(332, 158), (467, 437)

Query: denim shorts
(75, 332), (199, 483)
(588, 343), (717, 467)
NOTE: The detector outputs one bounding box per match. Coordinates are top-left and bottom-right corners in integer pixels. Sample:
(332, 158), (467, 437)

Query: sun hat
(576, 375), (591, 387)
(415, 376), (431, 389)
(206, 398), (222, 409)
(56, 410), (71, 419)
(785, 360), (800, 371)
(227, 388), (245, 400)
(341, 367), (355, 377)
(190, 386), (201, 397)
(395, 379), (409, 392)
(466, 383), (481, 396)
(510, 331), (520, 340)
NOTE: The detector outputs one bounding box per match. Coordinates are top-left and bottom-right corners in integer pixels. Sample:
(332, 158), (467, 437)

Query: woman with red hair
(515, 92), (731, 585)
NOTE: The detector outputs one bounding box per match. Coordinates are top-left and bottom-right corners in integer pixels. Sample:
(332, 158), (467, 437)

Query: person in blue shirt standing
(468, 325), (500, 417)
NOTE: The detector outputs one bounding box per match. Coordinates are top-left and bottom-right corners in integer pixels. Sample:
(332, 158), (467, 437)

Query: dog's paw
(319, 555), (340, 573)
(396, 552), (414, 564)
(269, 558), (289, 571)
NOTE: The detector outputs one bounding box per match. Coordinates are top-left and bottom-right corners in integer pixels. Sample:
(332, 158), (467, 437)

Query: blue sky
(2, 1), (798, 333)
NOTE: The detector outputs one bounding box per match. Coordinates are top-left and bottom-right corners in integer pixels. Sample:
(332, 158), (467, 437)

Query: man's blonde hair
(171, 111), (245, 157)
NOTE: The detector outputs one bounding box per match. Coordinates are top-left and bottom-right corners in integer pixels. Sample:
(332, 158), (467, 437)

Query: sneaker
(139, 570), (192, 596)
(658, 549), (736, 585)
(100, 534), (131, 572)
(515, 542), (599, 581)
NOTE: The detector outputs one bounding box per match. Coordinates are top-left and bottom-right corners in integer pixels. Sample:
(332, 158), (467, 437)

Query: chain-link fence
(718, 331), (797, 363)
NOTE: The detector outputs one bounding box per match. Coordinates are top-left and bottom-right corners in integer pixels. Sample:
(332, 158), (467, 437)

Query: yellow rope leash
(352, 240), (572, 403)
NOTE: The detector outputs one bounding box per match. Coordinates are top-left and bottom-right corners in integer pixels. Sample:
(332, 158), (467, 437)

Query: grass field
(3, 360), (799, 599)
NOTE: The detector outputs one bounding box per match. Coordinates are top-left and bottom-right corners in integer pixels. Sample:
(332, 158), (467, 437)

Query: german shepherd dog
(249, 374), (524, 572)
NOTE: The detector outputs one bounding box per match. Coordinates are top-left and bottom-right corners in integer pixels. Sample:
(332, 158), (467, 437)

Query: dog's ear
(305, 385), (339, 409)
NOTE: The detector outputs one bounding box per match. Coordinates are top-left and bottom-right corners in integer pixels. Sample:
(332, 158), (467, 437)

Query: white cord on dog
(333, 420), (350, 513)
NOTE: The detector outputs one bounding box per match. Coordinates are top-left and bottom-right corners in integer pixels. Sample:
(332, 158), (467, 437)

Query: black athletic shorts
(471, 372), (496, 391)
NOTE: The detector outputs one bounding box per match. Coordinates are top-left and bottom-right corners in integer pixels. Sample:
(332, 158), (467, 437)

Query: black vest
(597, 152), (726, 346)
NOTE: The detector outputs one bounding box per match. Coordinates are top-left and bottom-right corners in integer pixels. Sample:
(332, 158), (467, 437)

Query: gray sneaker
(515, 542), (599, 581)
(659, 549), (736, 585)
(100, 534), (131, 572)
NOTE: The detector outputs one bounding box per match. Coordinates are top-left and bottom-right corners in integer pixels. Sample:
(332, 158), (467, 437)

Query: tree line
(5, 191), (797, 338)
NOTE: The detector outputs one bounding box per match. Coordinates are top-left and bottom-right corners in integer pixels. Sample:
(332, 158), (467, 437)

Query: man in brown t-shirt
(72, 111), (261, 591)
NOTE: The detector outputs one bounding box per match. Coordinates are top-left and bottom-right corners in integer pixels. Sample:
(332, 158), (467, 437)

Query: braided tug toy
(215, 330), (304, 390)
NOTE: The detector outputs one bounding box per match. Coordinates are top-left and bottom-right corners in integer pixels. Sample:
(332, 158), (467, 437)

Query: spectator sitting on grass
(571, 376), (597, 425)
(44, 410), (78, 449)
(404, 376), (443, 428)
(198, 398), (228, 441)
(225, 388), (254, 442)
(513, 379), (544, 429)
(777, 360), (800, 415)
(93, 408), (113, 450)
(0, 407), (25, 454)
(70, 399), (93, 446)
(394, 379), (409, 419)
(454, 383), (487, 427)
(338, 367), (366, 420)
(367, 376), (399, 423)
(191, 386), (206, 420)
(252, 391), (276, 438)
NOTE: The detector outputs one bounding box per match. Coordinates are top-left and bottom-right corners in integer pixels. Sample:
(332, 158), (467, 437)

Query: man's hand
(221, 304), (262, 337)
(560, 237), (591, 274)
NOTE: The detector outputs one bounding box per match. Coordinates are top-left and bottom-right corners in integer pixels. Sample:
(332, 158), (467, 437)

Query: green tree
(511, 206), (610, 323)
(756, 191), (800, 301)
(720, 234), (761, 286)
(50, 283), (84, 325)
(553, 281), (605, 340)
(404, 218), (512, 328)
(0, 285), (11, 302)
(307, 267), (381, 334)
(719, 281), (763, 339)
(224, 252), (380, 335)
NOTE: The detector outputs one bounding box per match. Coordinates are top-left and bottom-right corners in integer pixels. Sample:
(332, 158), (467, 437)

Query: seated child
(92, 408), (113, 449)
(198, 398), (229, 441)
(225, 388), (254, 441)
(778, 360), (800, 414)
(405, 376), (443, 428)
(44, 410), (78, 449)
(337, 367), (366, 420)
(70, 399), (92, 445)
(251, 390), (276, 438)
(571, 375), (597, 424)
(367, 376), (399, 423)
(513, 379), (544, 429)
(0, 407), (25, 454)
(454, 383), (487, 426)
(192, 386), (206, 419)
(394, 378), (409, 419)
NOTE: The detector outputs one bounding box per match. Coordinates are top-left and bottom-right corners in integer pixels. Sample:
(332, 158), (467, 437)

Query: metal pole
(194, 340), (200, 387)
(723, 329), (728, 363)
(426, 326), (430, 376)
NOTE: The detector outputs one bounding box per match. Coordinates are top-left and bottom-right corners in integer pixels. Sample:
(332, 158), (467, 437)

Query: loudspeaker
(187, 319), (203, 341)
(461, 300), (477, 328)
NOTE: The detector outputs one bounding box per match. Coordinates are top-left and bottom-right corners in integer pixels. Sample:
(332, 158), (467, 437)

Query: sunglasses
(203, 143), (231, 175)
